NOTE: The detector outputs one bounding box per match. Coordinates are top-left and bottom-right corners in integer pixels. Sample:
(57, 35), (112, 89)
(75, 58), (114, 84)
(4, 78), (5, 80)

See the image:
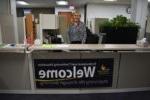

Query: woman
(68, 12), (87, 44)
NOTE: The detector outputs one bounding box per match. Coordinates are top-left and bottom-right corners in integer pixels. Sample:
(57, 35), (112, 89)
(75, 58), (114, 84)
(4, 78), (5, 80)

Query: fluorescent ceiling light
(56, 1), (68, 5)
(104, 0), (117, 2)
(17, 1), (29, 5)
(69, 6), (75, 10)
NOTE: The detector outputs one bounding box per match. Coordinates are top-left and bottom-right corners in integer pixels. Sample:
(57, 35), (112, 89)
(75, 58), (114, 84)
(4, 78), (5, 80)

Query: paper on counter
(42, 44), (55, 48)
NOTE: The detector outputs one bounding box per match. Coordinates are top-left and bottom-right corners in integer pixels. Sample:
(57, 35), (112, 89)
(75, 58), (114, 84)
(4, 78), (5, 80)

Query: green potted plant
(100, 15), (140, 44)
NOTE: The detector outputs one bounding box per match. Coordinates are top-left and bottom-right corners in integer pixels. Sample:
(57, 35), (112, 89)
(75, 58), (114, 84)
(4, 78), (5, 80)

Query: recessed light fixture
(104, 0), (117, 2)
(17, 1), (29, 5)
(56, 0), (68, 5)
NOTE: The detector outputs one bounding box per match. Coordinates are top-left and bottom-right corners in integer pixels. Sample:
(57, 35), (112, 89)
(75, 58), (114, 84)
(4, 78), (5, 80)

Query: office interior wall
(131, 0), (148, 39)
(55, 7), (85, 22)
(17, 8), (55, 19)
(10, 0), (19, 43)
(146, 17), (150, 33)
(90, 18), (108, 34)
(17, 8), (24, 17)
(146, 5), (150, 43)
(146, 16), (150, 43)
(0, 15), (16, 43)
(59, 15), (69, 43)
(40, 14), (59, 29)
(0, 0), (18, 43)
(36, 24), (40, 39)
(0, 24), (2, 44)
(148, 5), (150, 16)
(31, 8), (55, 19)
(87, 4), (131, 21)
(17, 17), (26, 43)
(0, 0), (10, 15)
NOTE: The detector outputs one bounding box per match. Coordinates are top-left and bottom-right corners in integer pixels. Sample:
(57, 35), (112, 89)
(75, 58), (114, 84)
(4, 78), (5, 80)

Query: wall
(17, 8), (55, 19)
(55, 7), (85, 22)
(10, 0), (19, 43)
(55, 4), (130, 25)
(0, 0), (18, 43)
(131, 0), (148, 39)
(86, 4), (131, 21)
(146, 6), (150, 43)
(0, 15), (17, 43)
(0, 0), (10, 15)
(0, 25), (2, 44)
(17, 17), (26, 43)
(149, 5), (150, 16)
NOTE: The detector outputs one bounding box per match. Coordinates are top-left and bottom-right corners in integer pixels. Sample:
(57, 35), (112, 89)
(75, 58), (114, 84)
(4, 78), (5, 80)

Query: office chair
(85, 27), (99, 44)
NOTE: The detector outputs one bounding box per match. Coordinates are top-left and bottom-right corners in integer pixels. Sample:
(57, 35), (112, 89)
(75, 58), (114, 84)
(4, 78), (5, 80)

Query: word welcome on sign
(34, 59), (114, 88)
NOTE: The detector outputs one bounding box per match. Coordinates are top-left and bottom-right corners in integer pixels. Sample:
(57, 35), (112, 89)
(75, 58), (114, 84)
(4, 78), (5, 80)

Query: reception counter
(0, 44), (30, 90)
(29, 44), (150, 51)
(0, 44), (26, 53)
(0, 44), (150, 93)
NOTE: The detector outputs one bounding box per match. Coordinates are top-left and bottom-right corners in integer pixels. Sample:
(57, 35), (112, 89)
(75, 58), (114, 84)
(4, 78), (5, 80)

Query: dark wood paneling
(17, 8), (55, 18)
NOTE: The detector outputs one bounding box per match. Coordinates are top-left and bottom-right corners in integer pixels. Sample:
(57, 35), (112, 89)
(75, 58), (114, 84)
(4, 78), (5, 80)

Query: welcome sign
(34, 59), (114, 88)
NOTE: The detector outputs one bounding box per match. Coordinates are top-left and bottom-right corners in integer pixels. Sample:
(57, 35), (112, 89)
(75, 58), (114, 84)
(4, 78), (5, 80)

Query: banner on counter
(34, 59), (114, 88)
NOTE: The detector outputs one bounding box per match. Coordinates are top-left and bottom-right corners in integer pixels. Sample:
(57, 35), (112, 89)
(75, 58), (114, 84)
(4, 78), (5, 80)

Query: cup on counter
(34, 39), (42, 46)
(136, 38), (149, 47)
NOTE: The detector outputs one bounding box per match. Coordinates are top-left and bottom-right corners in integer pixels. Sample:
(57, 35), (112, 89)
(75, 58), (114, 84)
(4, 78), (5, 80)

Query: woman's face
(73, 13), (81, 23)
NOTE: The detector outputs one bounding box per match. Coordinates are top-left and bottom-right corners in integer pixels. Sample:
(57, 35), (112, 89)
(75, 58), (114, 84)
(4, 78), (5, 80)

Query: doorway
(58, 12), (72, 43)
